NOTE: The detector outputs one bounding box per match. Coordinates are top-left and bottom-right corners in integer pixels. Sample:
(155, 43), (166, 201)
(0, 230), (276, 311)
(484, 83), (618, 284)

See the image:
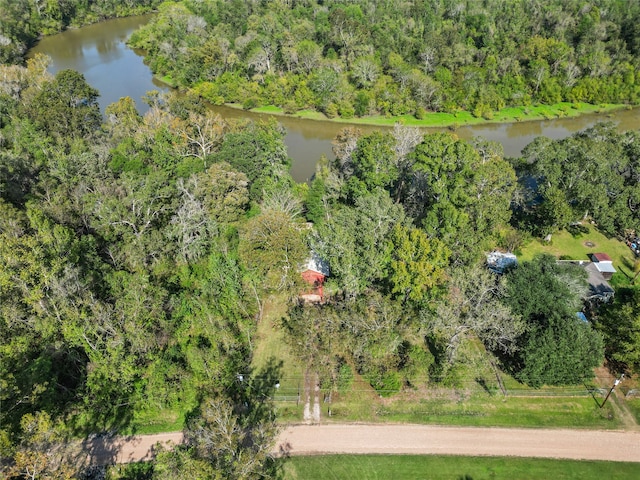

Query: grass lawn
(251, 294), (306, 403)
(261, 314), (620, 429)
(283, 454), (640, 480)
(156, 74), (177, 88)
(68, 401), (193, 436)
(126, 407), (189, 435)
(273, 365), (618, 429)
(626, 396), (640, 424)
(246, 102), (626, 128)
(519, 223), (637, 287)
(305, 365), (617, 429)
(519, 224), (632, 265)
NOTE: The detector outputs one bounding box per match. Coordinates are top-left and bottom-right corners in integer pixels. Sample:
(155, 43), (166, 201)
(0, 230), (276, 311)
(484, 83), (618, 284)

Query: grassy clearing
(156, 74), (176, 88)
(518, 224), (632, 265)
(519, 223), (637, 288)
(245, 102), (626, 128)
(68, 402), (191, 436)
(127, 407), (189, 435)
(251, 294), (306, 403)
(283, 454), (640, 480)
(363, 395), (615, 429)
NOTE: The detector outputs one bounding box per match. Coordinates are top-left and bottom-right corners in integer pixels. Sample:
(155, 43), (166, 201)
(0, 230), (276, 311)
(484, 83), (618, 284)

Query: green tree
(6, 412), (74, 480)
(195, 162), (250, 225)
(595, 288), (640, 375)
(282, 300), (344, 392)
(216, 120), (291, 202)
(312, 189), (404, 298)
(520, 124), (631, 236)
(26, 69), (101, 141)
(387, 224), (449, 303)
(502, 255), (603, 387)
(405, 133), (515, 264)
(182, 362), (282, 480)
(427, 265), (524, 364)
(335, 292), (423, 395)
(346, 130), (398, 197)
(239, 194), (308, 293)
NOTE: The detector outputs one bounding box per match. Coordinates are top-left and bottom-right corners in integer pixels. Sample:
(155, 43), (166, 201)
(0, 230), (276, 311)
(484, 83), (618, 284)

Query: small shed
(590, 253), (616, 281)
(300, 252), (330, 301)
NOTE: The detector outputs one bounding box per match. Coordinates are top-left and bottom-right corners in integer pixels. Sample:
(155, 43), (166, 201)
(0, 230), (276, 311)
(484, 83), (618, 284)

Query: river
(28, 15), (640, 182)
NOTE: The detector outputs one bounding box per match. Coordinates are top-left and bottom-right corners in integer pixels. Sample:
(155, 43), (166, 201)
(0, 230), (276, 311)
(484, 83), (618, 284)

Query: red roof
(301, 269), (325, 298)
(592, 253), (613, 262)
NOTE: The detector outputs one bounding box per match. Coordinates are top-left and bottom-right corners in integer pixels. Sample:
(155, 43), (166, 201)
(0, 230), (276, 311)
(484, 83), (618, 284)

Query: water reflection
(28, 15), (165, 114)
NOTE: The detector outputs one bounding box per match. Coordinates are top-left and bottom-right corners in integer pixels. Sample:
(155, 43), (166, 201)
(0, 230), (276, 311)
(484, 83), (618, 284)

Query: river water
(29, 15), (640, 182)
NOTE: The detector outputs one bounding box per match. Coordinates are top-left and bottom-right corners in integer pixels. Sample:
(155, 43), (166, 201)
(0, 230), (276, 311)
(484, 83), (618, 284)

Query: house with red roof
(300, 252), (330, 303)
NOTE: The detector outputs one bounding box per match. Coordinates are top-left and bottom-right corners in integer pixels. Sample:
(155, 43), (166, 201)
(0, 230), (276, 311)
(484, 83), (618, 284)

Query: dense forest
(1, 1), (640, 478)
(129, 0), (640, 119)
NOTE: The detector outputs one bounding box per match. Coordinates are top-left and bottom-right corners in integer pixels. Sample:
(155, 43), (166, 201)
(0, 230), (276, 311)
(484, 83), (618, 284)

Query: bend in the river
(28, 15), (640, 182)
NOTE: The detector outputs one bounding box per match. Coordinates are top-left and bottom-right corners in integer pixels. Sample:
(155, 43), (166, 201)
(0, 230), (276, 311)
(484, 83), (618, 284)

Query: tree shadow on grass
(475, 377), (494, 396)
(567, 223), (589, 237)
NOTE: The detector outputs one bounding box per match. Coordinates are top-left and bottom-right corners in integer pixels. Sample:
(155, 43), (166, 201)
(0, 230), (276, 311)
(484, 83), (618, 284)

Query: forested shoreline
(2, 1), (640, 479)
(129, 0), (640, 120)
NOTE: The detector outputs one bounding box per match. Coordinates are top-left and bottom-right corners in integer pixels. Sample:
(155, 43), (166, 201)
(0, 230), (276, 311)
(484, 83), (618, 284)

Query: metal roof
(591, 253), (613, 262)
(304, 251), (330, 277)
(593, 262), (617, 273)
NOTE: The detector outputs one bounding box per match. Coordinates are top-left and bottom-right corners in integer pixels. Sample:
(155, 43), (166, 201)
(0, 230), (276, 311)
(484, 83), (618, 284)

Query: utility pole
(601, 373), (625, 408)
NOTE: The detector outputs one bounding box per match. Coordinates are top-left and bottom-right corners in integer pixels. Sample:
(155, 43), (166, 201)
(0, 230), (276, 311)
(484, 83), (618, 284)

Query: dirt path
(277, 424), (640, 462)
(85, 424), (640, 465)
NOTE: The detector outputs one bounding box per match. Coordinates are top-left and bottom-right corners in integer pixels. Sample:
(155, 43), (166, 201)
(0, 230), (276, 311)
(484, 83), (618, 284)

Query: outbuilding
(300, 252), (330, 302)
(590, 253), (616, 281)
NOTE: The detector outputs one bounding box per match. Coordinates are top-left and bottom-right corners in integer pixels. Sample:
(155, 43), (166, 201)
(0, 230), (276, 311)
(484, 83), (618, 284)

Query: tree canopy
(517, 123), (640, 237)
(2, 3), (639, 476)
(502, 255), (604, 387)
(129, 0), (640, 120)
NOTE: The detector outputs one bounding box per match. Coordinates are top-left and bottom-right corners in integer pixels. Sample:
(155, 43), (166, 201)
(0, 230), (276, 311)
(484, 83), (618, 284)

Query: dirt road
(277, 424), (640, 462)
(86, 424), (640, 465)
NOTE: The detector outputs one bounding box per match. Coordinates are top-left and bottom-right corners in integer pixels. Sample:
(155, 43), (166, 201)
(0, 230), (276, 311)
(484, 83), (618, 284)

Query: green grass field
(518, 223), (638, 288)
(518, 224), (632, 264)
(274, 383), (616, 429)
(248, 102), (626, 128)
(627, 396), (640, 424)
(251, 295), (307, 403)
(283, 454), (640, 480)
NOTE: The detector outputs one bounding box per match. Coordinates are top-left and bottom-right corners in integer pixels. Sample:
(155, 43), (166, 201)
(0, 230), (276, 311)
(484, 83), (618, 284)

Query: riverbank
(154, 68), (629, 130)
(243, 101), (629, 129)
(150, 73), (629, 129)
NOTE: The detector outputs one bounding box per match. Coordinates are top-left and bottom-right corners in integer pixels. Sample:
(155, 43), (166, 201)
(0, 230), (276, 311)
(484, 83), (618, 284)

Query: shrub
(367, 370), (402, 397)
(337, 363), (354, 394)
(414, 106), (427, 119)
(242, 97), (259, 110)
